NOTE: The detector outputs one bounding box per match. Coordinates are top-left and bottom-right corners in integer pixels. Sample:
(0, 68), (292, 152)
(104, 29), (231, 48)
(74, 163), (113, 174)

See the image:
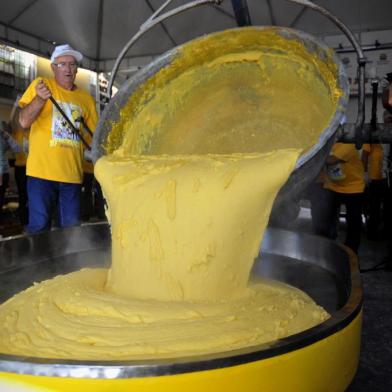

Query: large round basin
(0, 224), (361, 391)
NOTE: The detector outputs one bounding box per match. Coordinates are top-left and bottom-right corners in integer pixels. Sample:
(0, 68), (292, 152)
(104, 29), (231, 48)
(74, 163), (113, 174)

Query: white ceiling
(1, 0), (392, 73)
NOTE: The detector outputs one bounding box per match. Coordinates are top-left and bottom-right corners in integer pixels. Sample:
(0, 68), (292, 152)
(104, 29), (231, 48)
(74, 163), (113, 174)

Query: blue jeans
(27, 176), (81, 234)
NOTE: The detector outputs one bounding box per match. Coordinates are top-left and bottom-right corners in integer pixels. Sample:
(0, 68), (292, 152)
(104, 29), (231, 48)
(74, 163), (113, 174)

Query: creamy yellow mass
(0, 28), (340, 360)
(98, 151), (301, 301)
(0, 268), (327, 360)
(0, 150), (329, 360)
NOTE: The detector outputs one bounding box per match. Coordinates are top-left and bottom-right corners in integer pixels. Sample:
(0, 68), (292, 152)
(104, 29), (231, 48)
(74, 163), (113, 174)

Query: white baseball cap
(50, 44), (83, 63)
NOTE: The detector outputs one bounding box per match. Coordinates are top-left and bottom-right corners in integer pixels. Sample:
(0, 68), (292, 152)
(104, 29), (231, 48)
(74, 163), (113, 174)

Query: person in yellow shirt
(0, 121), (23, 227)
(18, 44), (98, 234)
(10, 107), (30, 226)
(318, 143), (366, 254)
(380, 77), (392, 267)
(362, 143), (389, 240)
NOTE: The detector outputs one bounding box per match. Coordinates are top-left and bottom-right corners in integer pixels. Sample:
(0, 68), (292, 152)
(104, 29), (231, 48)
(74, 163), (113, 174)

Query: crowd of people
(0, 120), (25, 227)
(0, 44), (105, 234)
(307, 75), (392, 265)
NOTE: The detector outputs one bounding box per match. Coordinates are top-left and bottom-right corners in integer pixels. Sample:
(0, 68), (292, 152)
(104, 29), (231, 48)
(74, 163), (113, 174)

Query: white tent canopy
(1, 0), (392, 75)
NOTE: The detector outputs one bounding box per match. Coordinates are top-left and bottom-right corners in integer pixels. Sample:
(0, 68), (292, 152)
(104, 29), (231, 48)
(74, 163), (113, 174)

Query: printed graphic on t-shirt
(50, 102), (82, 148)
(327, 163), (346, 181)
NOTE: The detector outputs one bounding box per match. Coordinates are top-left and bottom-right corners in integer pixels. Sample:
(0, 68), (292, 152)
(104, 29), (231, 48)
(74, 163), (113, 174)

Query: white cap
(50, 44), (83, 63)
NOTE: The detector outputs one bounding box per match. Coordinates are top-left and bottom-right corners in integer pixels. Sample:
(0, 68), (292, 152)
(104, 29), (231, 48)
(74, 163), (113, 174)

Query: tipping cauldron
(92, 26), (349, 216)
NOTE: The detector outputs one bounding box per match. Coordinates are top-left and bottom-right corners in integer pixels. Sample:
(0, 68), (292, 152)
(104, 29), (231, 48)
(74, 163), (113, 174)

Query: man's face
(51, 55), (78, 86)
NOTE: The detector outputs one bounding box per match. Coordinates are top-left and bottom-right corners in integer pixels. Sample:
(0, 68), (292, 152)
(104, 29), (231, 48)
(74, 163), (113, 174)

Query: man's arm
(12, 107), (29, 132)
(19, 80), (51, 129)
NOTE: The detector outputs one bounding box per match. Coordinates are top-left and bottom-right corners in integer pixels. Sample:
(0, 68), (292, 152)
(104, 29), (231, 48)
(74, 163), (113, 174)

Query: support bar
(337, 123), (392, 144)
(230, 0), (252, 26)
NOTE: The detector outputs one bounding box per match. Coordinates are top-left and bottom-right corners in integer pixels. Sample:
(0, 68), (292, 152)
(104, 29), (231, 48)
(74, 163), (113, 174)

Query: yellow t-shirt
(362, 143), (385, 181)
(19, 78), (98, 184)
(12, 126), (29, 167)
(324, 143), (365, 194)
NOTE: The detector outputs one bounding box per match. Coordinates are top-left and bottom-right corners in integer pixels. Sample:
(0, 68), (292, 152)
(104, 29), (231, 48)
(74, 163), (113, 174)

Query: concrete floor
(288, 208), (392, 392)
(347, 240), (391, 391)
(0, 206), (391, 391)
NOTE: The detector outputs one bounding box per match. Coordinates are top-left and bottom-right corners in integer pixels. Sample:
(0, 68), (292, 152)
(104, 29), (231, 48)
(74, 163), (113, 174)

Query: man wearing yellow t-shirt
(319, 143), (366, 254)
(362, 143), (390, 240)
(19, 44), (98, 233)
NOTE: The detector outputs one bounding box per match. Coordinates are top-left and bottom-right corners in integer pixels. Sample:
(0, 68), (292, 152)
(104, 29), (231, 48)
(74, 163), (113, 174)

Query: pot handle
(283, 0), (366, 149)
(107, 0), (222, 99)
(107, 0), (365, 148)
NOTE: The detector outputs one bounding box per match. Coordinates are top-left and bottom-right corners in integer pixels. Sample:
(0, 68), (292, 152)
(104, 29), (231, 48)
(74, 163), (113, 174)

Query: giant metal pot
(91, 26), (349, 218)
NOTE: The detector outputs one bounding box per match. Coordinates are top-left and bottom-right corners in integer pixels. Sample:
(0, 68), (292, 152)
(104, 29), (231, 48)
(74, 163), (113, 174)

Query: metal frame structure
(106, 0), (370, 147)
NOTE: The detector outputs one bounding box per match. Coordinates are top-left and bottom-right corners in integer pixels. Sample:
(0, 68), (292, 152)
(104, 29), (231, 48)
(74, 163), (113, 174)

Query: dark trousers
(384, 185), (392, 257)
(318, 189), (364, 254)
(80, 173), (106, 221)
(27, 176), (81, 234)
(14, 165), (28, 225)
(0, 173), (9, 224)
(81, 172), (94, 221)
(364, 179), (387, 238)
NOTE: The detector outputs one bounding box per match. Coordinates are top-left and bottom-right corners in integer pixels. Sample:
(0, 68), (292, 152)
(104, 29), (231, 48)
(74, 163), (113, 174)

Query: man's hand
(19, 80), (51, 129)
(35, 80), (52, 102)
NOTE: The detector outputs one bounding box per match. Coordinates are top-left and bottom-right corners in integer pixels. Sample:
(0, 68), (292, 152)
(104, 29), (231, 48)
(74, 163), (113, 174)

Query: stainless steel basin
(0, 224), (361, 378)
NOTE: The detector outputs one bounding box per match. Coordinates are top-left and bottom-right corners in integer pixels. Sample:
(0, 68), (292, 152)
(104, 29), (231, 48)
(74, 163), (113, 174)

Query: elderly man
(19, 44), (98, 234)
